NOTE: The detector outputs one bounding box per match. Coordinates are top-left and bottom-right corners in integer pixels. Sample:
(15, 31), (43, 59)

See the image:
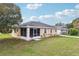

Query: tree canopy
(0, 3), (22, 33)
(72, 18), (79, 28)
(66, 23), (73, 29)
(66, 18), (79, 29)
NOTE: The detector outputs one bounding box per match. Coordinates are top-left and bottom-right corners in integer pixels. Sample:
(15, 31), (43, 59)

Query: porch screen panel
(21, 28), (27, 37)
(30, 28), (33, 37)
(30, 28), (40, 37)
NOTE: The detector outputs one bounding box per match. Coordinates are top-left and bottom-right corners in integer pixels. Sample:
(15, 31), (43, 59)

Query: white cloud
(75, 4), (79, 9)
(55, 4), (79, 18)
(29, 15), (54, 21)
(63, 9), (72, 15)
(55, 9), (73, 16)
(22, 17), (26, 19)
(54, 9), (79, 19)
(27, 3), (42, 10)
(55, 12), (63, 19)
(22, 16), (29, 24)
(30, 16), (38, 20)
(39, 15), (54, 20)
(63, 9), (75, 15)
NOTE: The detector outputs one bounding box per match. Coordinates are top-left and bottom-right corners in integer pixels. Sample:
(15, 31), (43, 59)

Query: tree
(66, 18), (79, 29)
(66, 23), (73, 29)
(72, 18), (79, 29)
(68, 28), (79, 36)
(0, 3), (22, 33)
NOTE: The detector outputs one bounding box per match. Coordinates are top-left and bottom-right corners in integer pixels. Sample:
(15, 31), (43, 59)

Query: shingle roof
(20, 21), (53, 27)
(20, 21), (52, 27)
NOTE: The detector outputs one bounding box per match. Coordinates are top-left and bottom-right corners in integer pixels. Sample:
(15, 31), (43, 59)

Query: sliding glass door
(30, 28), (40, 37)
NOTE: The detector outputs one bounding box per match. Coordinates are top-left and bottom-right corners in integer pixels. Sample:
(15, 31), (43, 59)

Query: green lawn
(0, 34), (79, 56)
(0, 33), (12, 39)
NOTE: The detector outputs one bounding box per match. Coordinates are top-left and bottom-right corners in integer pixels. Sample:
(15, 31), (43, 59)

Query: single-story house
(55, 25), (68, 35)
(12, 21), (56, 41)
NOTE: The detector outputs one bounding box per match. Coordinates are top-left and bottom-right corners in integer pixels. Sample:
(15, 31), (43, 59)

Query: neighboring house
(55, 25), (68, 35)
(12, 21), (56, 41)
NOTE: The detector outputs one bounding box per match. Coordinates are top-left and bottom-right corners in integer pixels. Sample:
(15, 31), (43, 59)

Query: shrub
(68, 28), (79, 36)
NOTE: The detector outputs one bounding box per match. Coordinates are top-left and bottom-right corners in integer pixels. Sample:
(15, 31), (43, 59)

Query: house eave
(19, 25), (54, 29)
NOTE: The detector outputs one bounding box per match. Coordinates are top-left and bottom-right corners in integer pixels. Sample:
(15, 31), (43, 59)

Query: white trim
(27, 27), (30, 40)
(20, 25), (53, 29)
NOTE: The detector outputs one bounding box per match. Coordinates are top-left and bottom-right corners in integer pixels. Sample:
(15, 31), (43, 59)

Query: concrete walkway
(60, 35), (79, 39)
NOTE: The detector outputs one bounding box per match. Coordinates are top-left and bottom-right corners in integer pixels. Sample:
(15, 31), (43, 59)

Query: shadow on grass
(0, 36), (62, 47)
(0, 38), (41, 49)
(0, 36), (59, 49)
(0, 38), (26, 44)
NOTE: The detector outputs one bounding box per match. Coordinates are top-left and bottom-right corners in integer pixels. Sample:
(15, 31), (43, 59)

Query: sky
(16, 3), (79, 25)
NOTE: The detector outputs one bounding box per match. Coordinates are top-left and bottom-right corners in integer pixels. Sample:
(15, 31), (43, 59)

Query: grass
(0, 34), (79, 55)
(0, 33), (12, 39)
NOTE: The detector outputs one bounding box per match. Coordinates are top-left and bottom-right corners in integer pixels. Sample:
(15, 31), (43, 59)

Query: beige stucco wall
(12, 28), (21, 37)
(17, 29), (21, 36)
(40, 28), (56, 37)
(40, 28), (45, 37)
(52, 29), (56, 35)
